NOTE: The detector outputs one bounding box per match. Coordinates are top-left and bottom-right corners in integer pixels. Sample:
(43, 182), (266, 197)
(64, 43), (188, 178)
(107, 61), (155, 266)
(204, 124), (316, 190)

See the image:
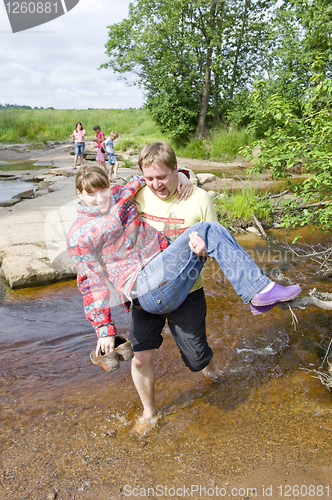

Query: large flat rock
(0, 160), (139, 289)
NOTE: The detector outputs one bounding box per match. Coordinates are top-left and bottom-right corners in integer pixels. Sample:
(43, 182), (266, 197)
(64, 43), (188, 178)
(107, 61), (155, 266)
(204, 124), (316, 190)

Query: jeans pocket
(140, 279), (179, 314)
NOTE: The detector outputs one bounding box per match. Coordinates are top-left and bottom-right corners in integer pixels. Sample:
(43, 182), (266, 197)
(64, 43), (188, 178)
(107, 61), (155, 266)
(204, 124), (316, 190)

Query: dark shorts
(129, 288), (212, 372)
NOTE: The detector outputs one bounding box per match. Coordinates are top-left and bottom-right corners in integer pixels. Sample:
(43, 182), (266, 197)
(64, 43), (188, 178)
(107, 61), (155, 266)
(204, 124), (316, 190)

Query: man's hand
(177, 172), (193, 200)
(189, 231), (208, 256)
(96, 336), (115, 357)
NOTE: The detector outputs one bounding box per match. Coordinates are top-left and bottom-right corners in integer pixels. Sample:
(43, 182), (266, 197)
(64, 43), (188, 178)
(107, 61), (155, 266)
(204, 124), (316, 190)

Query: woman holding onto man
(67, 161), (301, 359)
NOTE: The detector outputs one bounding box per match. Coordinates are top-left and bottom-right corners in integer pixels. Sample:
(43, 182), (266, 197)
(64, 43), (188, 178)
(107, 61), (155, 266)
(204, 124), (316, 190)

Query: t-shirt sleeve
(199, 191), (218, 223)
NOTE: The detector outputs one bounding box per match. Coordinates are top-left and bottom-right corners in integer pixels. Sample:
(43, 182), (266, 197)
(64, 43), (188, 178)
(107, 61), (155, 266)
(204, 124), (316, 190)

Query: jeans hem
(241, 275), (271, 303)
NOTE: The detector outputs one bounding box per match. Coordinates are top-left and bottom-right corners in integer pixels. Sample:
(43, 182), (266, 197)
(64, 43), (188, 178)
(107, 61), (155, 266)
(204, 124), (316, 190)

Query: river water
(0, 160), (47, 204)
(1, 224), (332, 499)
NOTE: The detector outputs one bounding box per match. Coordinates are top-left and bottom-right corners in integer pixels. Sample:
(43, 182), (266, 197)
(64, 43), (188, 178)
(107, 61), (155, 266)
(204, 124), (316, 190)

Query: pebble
(46, 493), (57, 500)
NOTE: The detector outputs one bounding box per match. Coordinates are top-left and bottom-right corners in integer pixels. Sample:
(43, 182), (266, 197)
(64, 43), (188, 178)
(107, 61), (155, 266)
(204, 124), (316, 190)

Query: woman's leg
(73, 155), (78, 169)
(137, 221), (299, 315)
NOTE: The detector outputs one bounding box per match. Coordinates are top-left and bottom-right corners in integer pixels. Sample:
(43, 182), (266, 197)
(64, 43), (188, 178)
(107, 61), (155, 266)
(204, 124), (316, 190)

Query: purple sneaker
(251, 282), (301, 307)
(250, 302), (280, 316)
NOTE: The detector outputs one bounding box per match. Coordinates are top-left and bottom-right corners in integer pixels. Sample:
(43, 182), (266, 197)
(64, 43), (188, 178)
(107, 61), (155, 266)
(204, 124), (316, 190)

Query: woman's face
(77, 123), (82, 130)
(77, 187), (111, 213)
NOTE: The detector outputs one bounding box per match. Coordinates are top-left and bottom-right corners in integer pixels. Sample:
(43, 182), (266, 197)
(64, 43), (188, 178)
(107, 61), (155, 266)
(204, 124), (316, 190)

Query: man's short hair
(138, 142), (177, 171)
(93, 125), (101, 131)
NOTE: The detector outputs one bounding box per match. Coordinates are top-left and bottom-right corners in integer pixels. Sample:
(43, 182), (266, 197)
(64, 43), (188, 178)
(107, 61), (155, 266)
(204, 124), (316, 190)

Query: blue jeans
(136, 221), (271, 315)
(75, 142), (85, 156)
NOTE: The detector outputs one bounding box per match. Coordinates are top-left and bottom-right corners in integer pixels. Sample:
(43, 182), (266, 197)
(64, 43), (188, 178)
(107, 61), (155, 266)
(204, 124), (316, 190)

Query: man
(130, 142), (222, 428)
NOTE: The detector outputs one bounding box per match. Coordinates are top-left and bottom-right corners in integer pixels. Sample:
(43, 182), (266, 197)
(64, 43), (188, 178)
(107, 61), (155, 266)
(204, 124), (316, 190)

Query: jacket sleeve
(67, 236), (117, 339)
(122, 176), (146, 200)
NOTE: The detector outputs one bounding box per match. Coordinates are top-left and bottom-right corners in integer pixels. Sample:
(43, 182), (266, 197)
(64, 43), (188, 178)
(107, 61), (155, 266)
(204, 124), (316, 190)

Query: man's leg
(167, 288), (220, 380)
(129, 305), (165, 421)
(131, 349), (156, 419)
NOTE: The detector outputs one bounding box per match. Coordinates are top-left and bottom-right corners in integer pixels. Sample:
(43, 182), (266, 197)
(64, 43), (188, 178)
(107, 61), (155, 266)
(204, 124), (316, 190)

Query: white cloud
(0, 0), (144, 109)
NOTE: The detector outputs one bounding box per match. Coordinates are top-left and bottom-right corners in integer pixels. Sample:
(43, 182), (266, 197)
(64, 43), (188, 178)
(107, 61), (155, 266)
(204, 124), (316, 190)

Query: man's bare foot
(132, 414), (160, 436)
(202, 368), (222, 382)
(202, 356), (221, 382)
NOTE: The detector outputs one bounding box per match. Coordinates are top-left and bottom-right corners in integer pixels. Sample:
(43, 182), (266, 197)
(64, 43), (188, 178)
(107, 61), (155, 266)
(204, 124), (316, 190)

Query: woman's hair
(75, 122), (83, 131)
(110, 130), (118, 139)
(76, 165), (110, 194)
(138, 142), (177, 171)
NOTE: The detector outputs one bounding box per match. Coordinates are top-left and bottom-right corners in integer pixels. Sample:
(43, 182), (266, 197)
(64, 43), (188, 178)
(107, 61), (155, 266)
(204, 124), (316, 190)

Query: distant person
(72, 122), (86, 170)
(105, 130), (119, 182)
(93, 125), (106, 171)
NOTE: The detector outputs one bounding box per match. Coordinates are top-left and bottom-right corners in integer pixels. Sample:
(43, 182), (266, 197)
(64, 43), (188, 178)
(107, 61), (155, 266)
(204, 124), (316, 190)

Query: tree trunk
(229, 0), (251, 100)
(195, 0), (218, 139)
(195, 57), (212, 139)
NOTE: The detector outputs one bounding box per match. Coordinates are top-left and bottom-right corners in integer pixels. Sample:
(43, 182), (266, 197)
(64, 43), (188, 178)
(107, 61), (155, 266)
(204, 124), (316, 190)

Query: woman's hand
(96, 335), (115, 357)
(177, 171), (193, 200)
(189, 231), (208, 256)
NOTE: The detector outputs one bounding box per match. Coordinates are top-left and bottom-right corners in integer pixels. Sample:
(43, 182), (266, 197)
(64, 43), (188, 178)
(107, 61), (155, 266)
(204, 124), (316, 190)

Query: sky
(0, 0), (144, 109)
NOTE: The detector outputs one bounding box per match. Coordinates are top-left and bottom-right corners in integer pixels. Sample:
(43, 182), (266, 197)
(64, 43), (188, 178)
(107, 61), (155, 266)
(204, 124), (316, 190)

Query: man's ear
(174, 164), (178, 175)
(76, 189), (82, 199)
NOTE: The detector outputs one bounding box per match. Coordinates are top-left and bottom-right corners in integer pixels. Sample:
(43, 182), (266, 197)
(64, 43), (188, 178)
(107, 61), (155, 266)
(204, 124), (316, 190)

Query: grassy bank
(0, 108), (167, 146)
(0, 108), (256, 161)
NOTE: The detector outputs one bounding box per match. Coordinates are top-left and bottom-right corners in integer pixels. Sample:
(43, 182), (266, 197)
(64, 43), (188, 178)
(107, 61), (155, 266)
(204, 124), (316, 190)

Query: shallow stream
(1, 226), (332, 499)
(0, 159), (50, 204)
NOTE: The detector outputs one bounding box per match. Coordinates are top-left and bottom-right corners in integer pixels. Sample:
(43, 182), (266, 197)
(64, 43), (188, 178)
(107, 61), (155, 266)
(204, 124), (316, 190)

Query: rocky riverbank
(0, 143), (140, 289)
(0, 142), (307, 289)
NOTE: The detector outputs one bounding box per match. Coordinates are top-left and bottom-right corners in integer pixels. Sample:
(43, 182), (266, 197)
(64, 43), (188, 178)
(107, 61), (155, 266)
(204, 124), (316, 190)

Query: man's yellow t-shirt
(135, 184), (218, 292)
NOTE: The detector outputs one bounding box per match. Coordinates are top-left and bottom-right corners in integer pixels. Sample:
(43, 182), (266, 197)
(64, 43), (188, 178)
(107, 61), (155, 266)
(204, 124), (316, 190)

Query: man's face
(141, 161), (178, 200)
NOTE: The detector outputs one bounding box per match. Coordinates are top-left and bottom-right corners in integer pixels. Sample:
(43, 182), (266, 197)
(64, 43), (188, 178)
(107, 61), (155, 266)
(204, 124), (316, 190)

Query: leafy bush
(240, 58), (332, 232)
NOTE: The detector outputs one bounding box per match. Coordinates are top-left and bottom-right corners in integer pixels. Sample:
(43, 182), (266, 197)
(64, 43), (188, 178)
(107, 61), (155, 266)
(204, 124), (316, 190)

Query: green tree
(101, 0), (276, 140)
(267, 0), (332, 105)
(242, 59), (332, 232)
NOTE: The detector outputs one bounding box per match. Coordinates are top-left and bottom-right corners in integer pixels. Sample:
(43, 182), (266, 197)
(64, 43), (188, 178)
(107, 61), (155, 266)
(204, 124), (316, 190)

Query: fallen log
(278, 289), (332, 311)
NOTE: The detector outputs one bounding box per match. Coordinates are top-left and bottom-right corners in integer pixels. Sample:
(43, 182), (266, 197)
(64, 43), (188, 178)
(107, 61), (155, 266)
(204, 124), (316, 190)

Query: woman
(72, 122), (86, 170)
(67, 165), (301, 356)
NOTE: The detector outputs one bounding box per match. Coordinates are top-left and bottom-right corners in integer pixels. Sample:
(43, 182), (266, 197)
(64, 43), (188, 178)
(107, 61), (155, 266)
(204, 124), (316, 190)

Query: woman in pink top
(72, 122), (86, 170)
(93, 124), (107, 171)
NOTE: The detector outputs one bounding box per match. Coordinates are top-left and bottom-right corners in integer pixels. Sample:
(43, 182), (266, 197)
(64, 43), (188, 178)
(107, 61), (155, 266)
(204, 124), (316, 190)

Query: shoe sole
(251, 286), (301, 307)
(90, 350), (120, 372)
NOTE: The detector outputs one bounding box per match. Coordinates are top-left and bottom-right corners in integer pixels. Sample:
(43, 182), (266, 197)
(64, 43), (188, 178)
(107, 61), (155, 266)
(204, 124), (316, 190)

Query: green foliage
(173, 138), (207, 160)
(214, 185), (273, 226)
(122, 159), (133, 168)
(102, 0), (276, 139)
(210, 126), (256, 160)
(241, 59), (332, 231)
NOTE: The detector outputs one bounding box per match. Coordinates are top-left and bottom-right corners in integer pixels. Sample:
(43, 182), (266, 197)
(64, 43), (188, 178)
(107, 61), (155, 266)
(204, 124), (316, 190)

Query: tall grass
(171, 125), (256, 160)
(214, 183), (273, 225)
(0, 108), (166, 144)
(0, 109), (257, 163)
(209, 126), (256, 160)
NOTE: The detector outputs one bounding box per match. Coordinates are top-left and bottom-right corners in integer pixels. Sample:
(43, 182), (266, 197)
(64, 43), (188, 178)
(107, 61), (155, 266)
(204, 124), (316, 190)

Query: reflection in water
(1, 231), (332, 498)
